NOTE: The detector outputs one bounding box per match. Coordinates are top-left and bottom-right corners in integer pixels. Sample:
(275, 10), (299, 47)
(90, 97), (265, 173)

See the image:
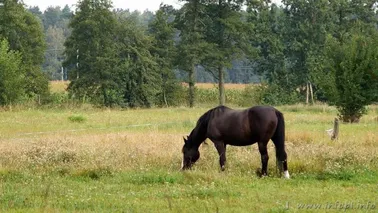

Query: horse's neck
(189, 126), (206, 147)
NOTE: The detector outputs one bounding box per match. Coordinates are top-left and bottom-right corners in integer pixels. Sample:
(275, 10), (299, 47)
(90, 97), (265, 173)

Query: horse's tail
(272, 110), (288, 175)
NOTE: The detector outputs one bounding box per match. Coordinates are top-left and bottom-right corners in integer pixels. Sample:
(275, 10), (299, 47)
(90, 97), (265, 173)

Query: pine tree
(64, 0), (119, 106)
(175, 0), (210, 107)
(149, 5), (179, 106)
(203, 0), (253, 105)
(115, 11), (161, 107)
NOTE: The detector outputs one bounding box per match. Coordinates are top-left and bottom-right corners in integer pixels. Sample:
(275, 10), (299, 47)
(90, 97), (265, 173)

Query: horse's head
(181, 136), (200, 170)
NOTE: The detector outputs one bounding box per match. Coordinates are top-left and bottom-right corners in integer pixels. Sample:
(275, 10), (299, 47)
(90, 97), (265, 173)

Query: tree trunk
(163, 88), (168, 107)
(218, 66), (225, 105)
(188, 64), (195, 108)
(306, 82), (309, 105)
(76, 49), (79, 79)
(102, 87), (109, 107)
(309, 82), (314, 104)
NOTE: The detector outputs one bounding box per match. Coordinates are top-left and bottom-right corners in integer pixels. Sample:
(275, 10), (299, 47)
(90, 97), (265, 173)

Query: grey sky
(24, 0), (282, 12)
(24, 0), (185, 12)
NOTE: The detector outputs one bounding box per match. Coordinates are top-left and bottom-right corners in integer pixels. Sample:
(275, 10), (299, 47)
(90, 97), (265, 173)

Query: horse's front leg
(214, 142), (227, 171)
(258, 141), (269, 176)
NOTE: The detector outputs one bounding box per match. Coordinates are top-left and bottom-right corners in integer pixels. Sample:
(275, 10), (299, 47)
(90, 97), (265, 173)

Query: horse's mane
(197, 105), (228, 127)
(188, 105), (229, 145)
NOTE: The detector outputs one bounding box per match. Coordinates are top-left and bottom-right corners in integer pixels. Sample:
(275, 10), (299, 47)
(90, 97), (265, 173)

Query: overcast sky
(24, 0), (185, 12)
(24, 0), (282, 12)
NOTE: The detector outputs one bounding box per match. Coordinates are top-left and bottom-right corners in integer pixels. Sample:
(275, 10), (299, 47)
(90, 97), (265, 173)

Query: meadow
(50, 81), (248, 93)
(0, 84), (378, 212)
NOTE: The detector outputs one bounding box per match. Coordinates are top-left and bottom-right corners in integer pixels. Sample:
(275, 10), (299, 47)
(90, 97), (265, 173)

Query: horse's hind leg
(257, 141), (269, 177)
(272, 139), (290, 179)
(214, 142), (227, 171)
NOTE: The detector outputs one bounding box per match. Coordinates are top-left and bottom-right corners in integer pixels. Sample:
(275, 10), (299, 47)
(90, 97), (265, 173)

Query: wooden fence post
(331, 118), (339, 140)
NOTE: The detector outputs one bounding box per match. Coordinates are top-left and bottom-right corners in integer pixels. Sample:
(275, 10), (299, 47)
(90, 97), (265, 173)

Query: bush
(314, 33), (378, 123)
(155, 82), (187, 107)
(0, 39), (24, 105)
(195, 87), (246, 106)
(238, 84), (266, 107)
(259, 84), (302, 106)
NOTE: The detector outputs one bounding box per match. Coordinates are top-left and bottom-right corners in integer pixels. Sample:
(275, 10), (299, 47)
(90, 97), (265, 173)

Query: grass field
(50, 81), (70, 93)
(0, 105), (378, 212)
(182, 82), (248, 90)
(50, 81), (249, 94)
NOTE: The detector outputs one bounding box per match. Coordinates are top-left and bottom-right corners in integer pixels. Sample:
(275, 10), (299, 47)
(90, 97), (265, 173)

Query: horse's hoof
(221, 166), (226, 171)
(255, 168), (268, 178)
(283, 170), (290, 179)
(255, 168), (262, 177)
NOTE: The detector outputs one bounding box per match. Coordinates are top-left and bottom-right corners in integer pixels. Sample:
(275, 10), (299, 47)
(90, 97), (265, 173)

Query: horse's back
(248, 106), (278, 123)
(207, 105), (279, 145)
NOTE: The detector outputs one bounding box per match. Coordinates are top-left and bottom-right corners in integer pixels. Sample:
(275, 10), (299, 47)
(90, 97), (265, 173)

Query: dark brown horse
(181, 105), (290, 178)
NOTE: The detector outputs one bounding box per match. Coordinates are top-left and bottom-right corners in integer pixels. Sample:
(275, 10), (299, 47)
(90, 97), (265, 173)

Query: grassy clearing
(51, 81), (249, 93)
(0, 105), (377, 212)
(48, 81), (253, 108)
(49, 81), (69, 93)
(182, 82), (249, 90)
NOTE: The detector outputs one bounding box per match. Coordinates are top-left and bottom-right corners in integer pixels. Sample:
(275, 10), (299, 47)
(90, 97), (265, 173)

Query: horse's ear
(183, 137), (187, 144)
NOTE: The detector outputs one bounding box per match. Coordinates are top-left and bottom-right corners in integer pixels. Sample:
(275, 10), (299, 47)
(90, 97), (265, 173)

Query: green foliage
(170, 87), (246, 107)
(247, 2), (284, 78)
(247, 0), (378, 107)
(41, 6), (72, 80)
(155, 82), (187, 107)
(203, 0), (254, 105)
(149, 5), (179, 107)
(0, 40), (24, 105)
(314, 31), (378, 122)
(45, 92), (70, 106)
(193, 87), (262, 107)
(251, 0), (332, 103)
(175, 0), (212, 107)
(28, 5), (73, 81)
(261, 84), (302, 106)
(64, 1), (166, 108)
(238, 84), (266, 107)
(43, 6), (63, 30)
(115, 15), (161, 108)
(64, 0), (120, 107)
(247, 2), (307, 103)
(16, 0), (378, 110)
(0, 0), (49, 98)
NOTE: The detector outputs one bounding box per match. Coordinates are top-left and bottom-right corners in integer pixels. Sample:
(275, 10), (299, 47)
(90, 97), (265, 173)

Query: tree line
(0, 0), (377, 122)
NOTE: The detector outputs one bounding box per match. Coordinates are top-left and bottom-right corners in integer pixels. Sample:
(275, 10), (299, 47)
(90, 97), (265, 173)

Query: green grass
(0, 105), (377, 212)
(68, 114), (87, 123)
(0, 170), (377, 212)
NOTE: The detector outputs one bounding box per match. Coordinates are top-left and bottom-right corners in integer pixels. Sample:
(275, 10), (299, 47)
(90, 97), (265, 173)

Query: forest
(0, 0), (377, 122)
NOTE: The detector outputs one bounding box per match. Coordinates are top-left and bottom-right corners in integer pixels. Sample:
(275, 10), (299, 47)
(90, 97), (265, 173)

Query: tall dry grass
(49, 81), (69, 93)
(182, 82), (249, 90)
(0, 106), (377, 177)
(50, 81), (249, 93)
